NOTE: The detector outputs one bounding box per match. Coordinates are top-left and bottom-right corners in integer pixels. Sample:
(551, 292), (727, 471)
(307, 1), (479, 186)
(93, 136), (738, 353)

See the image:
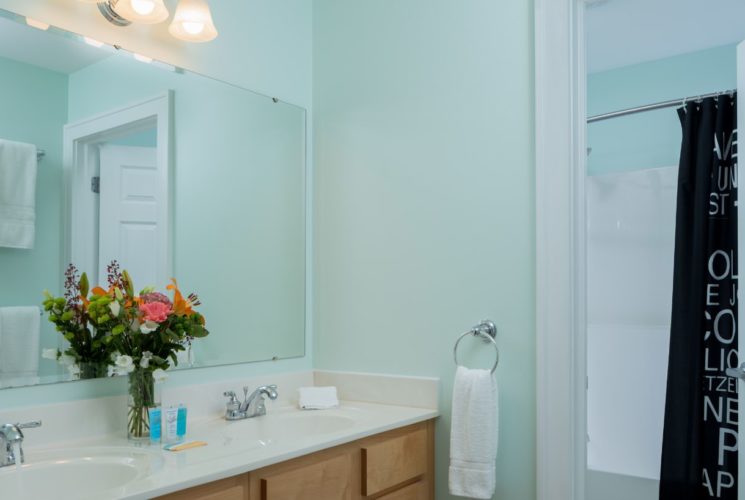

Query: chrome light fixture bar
(97, 1), (132, 27)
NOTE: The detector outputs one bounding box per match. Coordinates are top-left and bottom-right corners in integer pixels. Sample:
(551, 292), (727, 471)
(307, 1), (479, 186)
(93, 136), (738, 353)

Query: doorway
(63, 92), (171, 289)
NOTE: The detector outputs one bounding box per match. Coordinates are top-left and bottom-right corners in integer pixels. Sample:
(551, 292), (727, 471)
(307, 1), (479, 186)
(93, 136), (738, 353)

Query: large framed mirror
(0, 8), (307, 389)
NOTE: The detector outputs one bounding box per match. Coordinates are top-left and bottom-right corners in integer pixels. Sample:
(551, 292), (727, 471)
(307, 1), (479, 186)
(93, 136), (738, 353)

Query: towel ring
(453, 320), (499, 374)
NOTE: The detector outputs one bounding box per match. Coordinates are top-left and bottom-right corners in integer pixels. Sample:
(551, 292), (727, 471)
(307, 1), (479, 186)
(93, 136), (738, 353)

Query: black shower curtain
(660, 93), (738, 499)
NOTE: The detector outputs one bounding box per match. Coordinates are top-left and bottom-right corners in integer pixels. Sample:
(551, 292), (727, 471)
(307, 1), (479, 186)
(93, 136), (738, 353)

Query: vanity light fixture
(78, 0), (218, 42)
(168, 0), (218, 43)
(25, 18), (50, 30)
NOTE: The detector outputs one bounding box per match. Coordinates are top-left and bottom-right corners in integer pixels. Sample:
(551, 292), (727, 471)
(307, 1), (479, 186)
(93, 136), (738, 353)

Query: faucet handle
(243, 386), (250, 401)
(17, 421), (41, 429)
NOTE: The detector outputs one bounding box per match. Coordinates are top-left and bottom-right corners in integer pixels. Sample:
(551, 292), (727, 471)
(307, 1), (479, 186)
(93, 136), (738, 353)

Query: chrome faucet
(1, 421), (41, 468)
(223, 385), (278, 420)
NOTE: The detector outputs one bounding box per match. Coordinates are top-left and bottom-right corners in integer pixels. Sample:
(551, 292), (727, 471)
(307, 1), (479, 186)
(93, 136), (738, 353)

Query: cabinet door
(377, 481), (428, 500)
(361, 428), (427, 496)
(258, 453), (353, 500)
(155, 475), (249, 500)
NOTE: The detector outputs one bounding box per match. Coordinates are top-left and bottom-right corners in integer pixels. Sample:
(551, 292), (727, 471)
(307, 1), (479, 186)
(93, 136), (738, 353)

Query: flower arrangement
(43, 261), (209, 439)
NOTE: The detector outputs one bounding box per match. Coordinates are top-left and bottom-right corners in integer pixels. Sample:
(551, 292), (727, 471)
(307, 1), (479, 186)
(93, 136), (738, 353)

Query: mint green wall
(0, 0), (314, 408)
(109, 128), (157, 148)
(588, 44), (736, 175)
(0, 56), (66, 379)
(312, 1), (535, 499)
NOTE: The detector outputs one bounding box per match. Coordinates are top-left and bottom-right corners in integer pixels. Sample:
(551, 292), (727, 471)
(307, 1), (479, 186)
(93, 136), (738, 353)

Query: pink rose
(139, 301), (171, 323)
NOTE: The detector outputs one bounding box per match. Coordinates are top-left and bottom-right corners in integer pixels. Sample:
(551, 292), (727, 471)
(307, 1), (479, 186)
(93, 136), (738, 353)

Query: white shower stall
(586, 165), (678, 496)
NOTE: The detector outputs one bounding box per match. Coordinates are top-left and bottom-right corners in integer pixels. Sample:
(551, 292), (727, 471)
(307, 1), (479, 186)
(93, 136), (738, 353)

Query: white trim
(62, 92), (173, 287)
(535, 1), (587, 500)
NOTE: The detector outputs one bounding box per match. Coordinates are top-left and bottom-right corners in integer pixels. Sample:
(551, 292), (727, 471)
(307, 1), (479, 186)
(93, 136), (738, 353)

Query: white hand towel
(0, 139), (37, 249)
(298, 386), (339, 410)
(0, 306), (41, 379)
(449, 366), (499, 499)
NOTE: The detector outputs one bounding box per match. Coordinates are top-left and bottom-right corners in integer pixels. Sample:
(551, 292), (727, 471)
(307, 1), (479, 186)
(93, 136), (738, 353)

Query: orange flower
(167, 278), (193, 316)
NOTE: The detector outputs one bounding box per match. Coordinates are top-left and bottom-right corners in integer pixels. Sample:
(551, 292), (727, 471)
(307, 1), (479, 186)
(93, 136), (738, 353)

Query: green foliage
(43, 261), (210, 377)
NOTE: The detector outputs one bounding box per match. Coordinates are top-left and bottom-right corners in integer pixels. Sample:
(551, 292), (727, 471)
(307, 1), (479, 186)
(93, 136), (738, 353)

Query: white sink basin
(0, 447), (162, 500)
(224, 411), (356, 444)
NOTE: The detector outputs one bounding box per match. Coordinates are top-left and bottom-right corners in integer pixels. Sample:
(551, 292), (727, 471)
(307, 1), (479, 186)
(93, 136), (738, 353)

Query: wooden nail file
(164, 441), (208, 452)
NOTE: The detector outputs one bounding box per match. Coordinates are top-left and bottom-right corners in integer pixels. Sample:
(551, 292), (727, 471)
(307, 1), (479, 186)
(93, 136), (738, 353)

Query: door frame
(534, 1), (587, 500)
(62, 91), (173, 287)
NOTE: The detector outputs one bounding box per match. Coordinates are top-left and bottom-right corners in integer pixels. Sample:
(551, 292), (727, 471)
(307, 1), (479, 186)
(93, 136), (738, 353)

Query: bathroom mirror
(0, 10), (306, 389)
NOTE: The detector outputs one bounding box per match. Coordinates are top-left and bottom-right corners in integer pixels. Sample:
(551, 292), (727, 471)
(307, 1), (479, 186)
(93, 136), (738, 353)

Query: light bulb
(131, 0), (155, 16)
(182, 22), (204, 35)
(169, 0), (218, 42)
(111, 0), (169, 24)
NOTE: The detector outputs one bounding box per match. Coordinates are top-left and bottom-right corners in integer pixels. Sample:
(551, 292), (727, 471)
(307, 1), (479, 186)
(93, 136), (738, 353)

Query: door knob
(725, 363), (745, 380)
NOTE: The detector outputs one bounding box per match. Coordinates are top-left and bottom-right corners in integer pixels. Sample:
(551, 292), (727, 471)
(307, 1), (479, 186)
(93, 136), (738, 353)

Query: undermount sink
(223, 410), (357, 444)
(0, 447), (162, 500)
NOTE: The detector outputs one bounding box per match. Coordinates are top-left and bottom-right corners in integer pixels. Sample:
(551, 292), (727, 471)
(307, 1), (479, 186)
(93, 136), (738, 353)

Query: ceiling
(0, 16), (110, 75)
(586, 0), (745, 73)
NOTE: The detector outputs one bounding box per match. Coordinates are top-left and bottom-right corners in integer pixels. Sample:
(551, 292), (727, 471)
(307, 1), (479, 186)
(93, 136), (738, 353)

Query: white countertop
(21, 401), (439, 499)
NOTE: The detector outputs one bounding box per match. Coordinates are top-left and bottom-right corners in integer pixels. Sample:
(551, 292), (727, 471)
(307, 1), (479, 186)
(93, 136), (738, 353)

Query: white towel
(0, 306), (41, 380)
(449, 366), (499, 499)
(298, 386), (339, 410)
(0, 139), (37, 249)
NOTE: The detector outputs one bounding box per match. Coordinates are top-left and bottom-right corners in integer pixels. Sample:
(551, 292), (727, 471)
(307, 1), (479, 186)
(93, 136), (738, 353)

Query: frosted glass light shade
(111, 0), (170, 24)
(169, 0), (218, 42)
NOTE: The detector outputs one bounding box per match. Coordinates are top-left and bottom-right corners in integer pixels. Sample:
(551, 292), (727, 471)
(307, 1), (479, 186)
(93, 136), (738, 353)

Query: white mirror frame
(62, 91), (173, 288)
(534, 1), (587, 500)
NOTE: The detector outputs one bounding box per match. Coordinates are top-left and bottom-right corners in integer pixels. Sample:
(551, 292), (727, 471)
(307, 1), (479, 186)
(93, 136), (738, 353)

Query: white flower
(42, 348), (59, 360)
(140, 321), (158, 334)
(67, 364), (81, 378)
(109, 355), (135, 377)
(114, 354), (135, 374)
(109, 301), (121, 317)
(110, 351), (121, 361)
(152, 368), (168, 383)
(58, 354), (76, 366)
(130, 319), (141, 333)
(140, 351), (153, 369)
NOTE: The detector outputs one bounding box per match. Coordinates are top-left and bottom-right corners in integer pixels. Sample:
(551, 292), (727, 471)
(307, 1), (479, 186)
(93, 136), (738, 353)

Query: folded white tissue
(298, 386), (339, 410)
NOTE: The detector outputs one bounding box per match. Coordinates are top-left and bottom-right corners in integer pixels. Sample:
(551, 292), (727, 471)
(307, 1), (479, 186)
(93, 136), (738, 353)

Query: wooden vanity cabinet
(157, 419), (435, 500)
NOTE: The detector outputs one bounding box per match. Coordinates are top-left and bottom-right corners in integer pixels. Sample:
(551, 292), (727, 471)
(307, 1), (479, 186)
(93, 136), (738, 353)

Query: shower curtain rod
(587, 89), (736, 123)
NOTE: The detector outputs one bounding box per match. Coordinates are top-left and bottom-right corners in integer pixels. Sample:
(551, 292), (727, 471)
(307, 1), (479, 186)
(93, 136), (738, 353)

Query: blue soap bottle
(176, 404), (187, 441)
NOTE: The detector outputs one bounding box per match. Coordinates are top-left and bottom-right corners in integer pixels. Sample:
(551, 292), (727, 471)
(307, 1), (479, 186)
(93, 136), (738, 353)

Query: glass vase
(79, 361), (108, 380)
(127, 368), (159, 440)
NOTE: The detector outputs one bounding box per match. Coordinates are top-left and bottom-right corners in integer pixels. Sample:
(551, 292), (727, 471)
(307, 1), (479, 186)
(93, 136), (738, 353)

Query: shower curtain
(660, 93), (738, 499)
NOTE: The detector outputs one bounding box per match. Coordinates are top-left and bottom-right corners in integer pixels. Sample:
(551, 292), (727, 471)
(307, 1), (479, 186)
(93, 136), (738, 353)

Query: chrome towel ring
(453, 320), (499, 374)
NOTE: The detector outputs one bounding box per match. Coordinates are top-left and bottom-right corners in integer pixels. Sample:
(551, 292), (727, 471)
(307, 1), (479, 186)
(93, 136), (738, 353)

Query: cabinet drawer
(377, 480), (428, 500)
(361, 428), (427, 496)
(259, 453), (353, 500)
